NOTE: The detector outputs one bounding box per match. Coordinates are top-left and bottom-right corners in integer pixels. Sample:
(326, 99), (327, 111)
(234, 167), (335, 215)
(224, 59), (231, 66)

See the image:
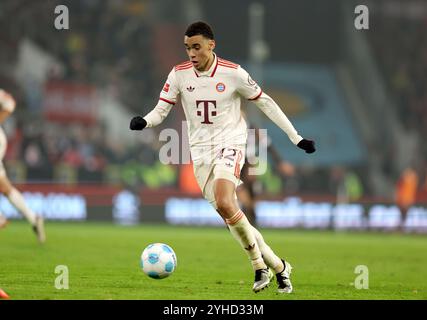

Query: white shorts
(193, 145), (246, 209)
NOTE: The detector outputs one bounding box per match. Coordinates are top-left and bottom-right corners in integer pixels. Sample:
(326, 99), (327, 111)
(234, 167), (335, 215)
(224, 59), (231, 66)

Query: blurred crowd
(3, 117), (168, 184)
(367, 4), (427, 203)
(0, 0), (177, 188)
(369, 10), (427, 145)
(0, 0), (155, 113)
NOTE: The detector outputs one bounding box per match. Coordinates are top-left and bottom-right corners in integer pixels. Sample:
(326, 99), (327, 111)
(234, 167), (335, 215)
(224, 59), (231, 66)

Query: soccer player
(0, 89), (46, 243)
(130, 21), (315, 293)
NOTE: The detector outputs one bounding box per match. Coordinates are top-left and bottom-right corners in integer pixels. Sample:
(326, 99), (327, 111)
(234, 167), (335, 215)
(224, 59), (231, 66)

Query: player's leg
(214, 178), (265, 268)
(193, 149), (271, 292)
(250, 226), (282, 271)
(0, 173), (45, 243)
(235, 155), (292, 292)
(251, 226), (293, 293)
(0, 212), (8, 229)
(231, 187), (293, 292)
(237, 170), (284, 272)
(213, 177), (272, 292)
(0, 132), (10, 230)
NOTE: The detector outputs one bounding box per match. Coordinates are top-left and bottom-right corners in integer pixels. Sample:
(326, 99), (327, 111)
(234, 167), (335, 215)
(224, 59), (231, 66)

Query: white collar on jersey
(193, 53), (218, 78)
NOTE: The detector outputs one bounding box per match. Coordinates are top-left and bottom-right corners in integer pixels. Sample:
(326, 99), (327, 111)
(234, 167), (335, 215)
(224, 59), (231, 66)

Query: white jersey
(143, 53), (303, 164)
(148, 53), (261, 163)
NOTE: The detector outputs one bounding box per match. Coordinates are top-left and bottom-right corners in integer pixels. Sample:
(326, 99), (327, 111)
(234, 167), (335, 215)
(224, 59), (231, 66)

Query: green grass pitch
(0, 221), (426, 300)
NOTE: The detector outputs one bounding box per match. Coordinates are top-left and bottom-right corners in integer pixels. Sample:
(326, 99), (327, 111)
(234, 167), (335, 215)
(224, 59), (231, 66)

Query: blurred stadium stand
(0, 0), (426, 228)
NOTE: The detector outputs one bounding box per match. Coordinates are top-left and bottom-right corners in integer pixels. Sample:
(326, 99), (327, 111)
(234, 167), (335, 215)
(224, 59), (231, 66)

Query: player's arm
(0, 89), (16, 124)
(236, 67), (315, 153)
(130, 69), (179, 131)
(254, 92), (316, 152)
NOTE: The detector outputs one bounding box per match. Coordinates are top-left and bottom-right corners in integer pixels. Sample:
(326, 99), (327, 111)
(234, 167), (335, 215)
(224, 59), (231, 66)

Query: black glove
(297, 139), (316, 154)
(130, 116), (147, 130)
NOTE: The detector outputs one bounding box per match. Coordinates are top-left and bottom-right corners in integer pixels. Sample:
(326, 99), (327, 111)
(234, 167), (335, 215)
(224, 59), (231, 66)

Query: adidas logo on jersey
(186, 86), (195, 92)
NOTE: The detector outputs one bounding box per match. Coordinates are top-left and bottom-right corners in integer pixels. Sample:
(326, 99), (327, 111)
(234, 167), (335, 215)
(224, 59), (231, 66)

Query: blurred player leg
(251, 226), (282, 271)
(0, 212), (8, 229)
(237, 162), (257, 226)
(0, 174), (45, 243)
(0, 90), (45, 243)
(251, 226), (293, 293)
(214, 178), (271, 292)
(236, 184), (257, 226)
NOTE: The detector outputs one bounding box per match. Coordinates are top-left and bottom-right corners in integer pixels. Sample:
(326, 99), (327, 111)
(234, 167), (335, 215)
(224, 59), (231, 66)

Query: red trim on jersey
(176, 61), (192, 68)
(175, 61), (192, 72)
(159, 97), (175, 105)
(193, 55), (219, 77)
(218, 57), (239, 69)
(210, 57), (219, 77)
(175, 66), (192, 72)
(218, 62), (238, 69)
(218, 58), (238, 67)
(218, 61), (238, 67)
(175, 65), (192, 70)
(234, 150), (243, 179)
(248, 90), (263, 101)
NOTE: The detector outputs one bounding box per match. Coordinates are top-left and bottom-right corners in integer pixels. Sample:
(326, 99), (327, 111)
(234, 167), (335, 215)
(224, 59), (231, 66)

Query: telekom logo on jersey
(196, 100), (217, 124)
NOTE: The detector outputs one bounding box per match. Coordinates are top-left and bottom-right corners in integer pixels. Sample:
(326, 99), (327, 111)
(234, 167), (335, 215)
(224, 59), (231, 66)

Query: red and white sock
(226, 209), (267, 271)
(251, 226), (284, 273)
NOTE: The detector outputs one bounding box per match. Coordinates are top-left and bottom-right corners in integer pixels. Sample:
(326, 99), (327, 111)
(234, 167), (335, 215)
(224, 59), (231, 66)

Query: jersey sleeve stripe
(175, 66), (192, 71)
(248, 90), (263, 101)
(218, 58), (238, 67)
(218, 62), (238, 67)
(159, 97), (176, 105)
(175, 61), (192, 68)
(175, 62), (192, 71)
(218, 62), (238, 69)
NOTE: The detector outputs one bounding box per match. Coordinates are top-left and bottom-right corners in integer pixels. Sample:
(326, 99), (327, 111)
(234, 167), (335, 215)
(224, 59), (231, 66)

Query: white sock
(7, 188), (36, 225)
(251, 226), (284, 274)
(226, 209), (267, 271)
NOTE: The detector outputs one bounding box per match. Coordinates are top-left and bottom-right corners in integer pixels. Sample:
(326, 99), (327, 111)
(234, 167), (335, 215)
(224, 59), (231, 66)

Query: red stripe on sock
(226, 210), (244, 225)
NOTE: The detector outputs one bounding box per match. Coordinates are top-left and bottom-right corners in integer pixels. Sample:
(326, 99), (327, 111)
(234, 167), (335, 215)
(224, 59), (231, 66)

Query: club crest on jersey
(216, 82), (226, 92)
(162, 82), (170, 93)
(187, 86), (195, 92)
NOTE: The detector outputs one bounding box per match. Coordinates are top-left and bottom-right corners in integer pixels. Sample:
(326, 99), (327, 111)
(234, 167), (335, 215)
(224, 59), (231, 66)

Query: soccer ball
(140, 243), (177, 279)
